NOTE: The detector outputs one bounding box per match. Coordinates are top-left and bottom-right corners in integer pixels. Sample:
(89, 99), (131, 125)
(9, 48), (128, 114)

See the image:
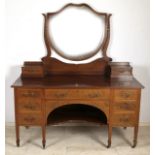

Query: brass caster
(16, 139), (20, 147)
(107, 141), (111, 148)
(42, 140), (46, 149)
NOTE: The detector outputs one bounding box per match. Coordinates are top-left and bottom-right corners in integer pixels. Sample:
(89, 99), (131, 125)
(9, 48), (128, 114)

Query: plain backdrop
(5, 0), (149, 124)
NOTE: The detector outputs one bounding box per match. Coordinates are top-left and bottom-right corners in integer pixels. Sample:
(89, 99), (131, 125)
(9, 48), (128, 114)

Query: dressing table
(12, 3), (144, 149)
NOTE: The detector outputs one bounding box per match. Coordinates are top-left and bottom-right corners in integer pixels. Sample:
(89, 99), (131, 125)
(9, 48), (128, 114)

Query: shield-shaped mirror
(42, 4), (111, 61)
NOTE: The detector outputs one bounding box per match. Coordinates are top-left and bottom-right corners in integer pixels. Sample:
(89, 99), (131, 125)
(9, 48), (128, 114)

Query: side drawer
(113, 101), (137, 112)
(18, 114), (42, 125)
(17, 98), (42, 113)
(17, 88), (42, 98)
(45, 89), (110, 100)
(111, 113), (136, 126)
(114, 89), (138, 101)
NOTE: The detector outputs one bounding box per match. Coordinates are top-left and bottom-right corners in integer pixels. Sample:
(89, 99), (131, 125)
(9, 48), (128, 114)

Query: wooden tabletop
(12, 75), (144, 89)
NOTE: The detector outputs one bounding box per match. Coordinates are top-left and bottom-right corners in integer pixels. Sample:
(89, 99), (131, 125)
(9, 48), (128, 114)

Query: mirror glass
(48, 6), (105, 60)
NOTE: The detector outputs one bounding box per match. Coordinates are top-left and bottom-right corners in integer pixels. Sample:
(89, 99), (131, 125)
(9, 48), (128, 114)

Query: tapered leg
(42, 126), (46, 149)
(107, 125), (112, 148)
(132, 126), (138, 148)
(15, 125), (20, 147)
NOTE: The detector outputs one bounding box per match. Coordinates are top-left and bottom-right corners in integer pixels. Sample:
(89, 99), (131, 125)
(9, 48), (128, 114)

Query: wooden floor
(5, 125), (149, 155)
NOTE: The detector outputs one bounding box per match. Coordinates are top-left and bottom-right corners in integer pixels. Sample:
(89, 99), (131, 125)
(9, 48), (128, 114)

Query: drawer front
(17, 88), (42, 98)
(114, 89), (138, 101)
(45, 89), (76, 99)
(113, 101), (136, 112)
(22, 66), (44, 78)
(111, 113), (136, 126)
(79, 89), (110, 100)
(45, 89), (110, 100)
(18, 114), (42, 125)
(17, 98), (42, 113)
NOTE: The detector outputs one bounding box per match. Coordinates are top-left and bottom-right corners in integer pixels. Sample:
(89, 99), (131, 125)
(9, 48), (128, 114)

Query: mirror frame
(42, 3), (112, 61)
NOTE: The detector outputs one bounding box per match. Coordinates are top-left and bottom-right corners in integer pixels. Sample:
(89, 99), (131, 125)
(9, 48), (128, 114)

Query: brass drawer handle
(24, 117), (35, 122)
(54, 93), (67, 98)
(88, 93), (100, 98)
(24, 69), (35, 73)
(23, 104), (36, 110)
(22, 92), (38, 97)
(119, 117), (129, 122)
(119, 103), (133, 110)
(118, 70), (127, 74)
(120, 92), (132, 98)
(27, 70), (35, 73)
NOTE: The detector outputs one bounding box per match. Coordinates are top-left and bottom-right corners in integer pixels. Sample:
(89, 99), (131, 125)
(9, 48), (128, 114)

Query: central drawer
(45, 89), (110, 100)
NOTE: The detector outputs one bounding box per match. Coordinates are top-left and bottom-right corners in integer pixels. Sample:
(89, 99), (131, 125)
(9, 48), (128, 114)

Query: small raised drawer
(18, 114), (42, 125)
(17, 89), (42, 98)
(114, 89), (138, 101)
(111, 113), (136, 126)
(22, 66), (44, 78)
(45, 89), (110, 100)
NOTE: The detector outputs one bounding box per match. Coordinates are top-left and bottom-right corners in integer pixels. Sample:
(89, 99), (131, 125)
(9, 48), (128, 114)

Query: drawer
(17, 88), (42, 98)
(111, 113), (136, 126)
(79, 89), (110, 100)
(45, 89), (76, 99)
(17, 98), (42, 113)
(18, 114), (42, 125)
(114, 89), (138, 101)
(45, 89), (110, 100)
(113, 101), (136, 112)
(22, 66), (44, 78)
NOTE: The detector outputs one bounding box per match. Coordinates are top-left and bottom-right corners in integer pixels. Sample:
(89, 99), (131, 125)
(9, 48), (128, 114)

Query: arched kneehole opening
(47, 104), (107, 125)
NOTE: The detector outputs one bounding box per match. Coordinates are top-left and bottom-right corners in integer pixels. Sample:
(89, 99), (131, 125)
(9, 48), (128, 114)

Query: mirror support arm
(42, 14), (52, 61)
(101, 14), (112, 61)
